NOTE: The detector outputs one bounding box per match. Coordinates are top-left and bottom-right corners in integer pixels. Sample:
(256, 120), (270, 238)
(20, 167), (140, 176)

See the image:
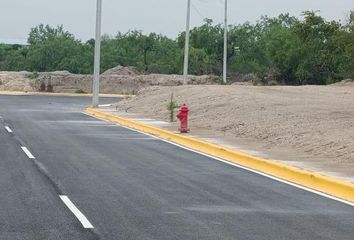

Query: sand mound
(102, 66), (138, 76)
(115, 85), (354, 179)
(0, 66), (218, 94)
(330, 79), (354, 86)
(0, 71), (33, 92)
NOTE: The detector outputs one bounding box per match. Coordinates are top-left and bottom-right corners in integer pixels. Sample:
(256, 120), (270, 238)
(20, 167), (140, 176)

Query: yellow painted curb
(0, 91), (130, 98)
(85, 107), (354, 203)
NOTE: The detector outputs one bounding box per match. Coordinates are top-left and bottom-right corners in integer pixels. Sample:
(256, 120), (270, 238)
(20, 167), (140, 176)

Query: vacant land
(115, 82), (354, 182)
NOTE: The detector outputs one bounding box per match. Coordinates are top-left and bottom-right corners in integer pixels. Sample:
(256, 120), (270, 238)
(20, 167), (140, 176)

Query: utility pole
(223, 0), (228, 84)
(92, 0), (102, 107)
(183, 0), (191, 85)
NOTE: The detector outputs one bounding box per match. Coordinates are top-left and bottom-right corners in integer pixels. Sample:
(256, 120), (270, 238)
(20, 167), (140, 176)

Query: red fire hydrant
(176, 104), (189, 133)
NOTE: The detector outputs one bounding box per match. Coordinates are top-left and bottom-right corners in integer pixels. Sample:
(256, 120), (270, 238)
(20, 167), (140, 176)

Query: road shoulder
(85, 107), (354, 205)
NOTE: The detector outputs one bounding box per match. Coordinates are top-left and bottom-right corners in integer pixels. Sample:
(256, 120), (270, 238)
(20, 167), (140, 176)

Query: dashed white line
(59, 195), (94, 229)
(21, 146), (35, 159)
(98, 104), (112, 107)
(5, 126), (13, 133)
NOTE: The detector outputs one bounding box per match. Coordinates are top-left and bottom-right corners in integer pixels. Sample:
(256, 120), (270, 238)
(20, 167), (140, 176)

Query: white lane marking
(156, 138), (354, 207)
(98, 104), (112, 107)
(84, 112), (354, 207)
(21, 147), (35, 159)
(129, 126), (354, 207)
(59, 195), (94, 229)
(5, 126), (13, 133)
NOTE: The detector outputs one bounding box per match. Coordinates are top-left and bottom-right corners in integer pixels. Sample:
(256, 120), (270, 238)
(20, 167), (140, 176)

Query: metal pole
(92, 0), (102, 107)
(183, 0), (191, 85)
(223, 0), (228, 84)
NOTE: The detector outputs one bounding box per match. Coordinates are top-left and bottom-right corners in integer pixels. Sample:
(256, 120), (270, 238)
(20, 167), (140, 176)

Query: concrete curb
(85, 107), (354, 203)
(0, 91), (130, 98)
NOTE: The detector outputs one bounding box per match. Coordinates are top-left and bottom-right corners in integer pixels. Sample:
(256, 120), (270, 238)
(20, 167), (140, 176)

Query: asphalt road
(0, 95), (353, 240)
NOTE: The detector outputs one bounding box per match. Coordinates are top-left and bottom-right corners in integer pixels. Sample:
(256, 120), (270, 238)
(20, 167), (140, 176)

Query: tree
(345, 10), (354, 30)
(178, 19), (223, 74)
(228, 22), (267, 77)
(1, 11), (354, 84)
(28, 24), (74, 45)
(293, 11), (342, 84)
(262, 15), (301, 84)
(25, 25), (92, 73)
(3, 48), (28, 71)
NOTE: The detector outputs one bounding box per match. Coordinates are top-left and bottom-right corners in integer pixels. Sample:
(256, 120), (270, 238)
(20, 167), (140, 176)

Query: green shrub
(29, 71), (39, 79)
(167, 93), (179, 122)
(75, 89), (86, 94)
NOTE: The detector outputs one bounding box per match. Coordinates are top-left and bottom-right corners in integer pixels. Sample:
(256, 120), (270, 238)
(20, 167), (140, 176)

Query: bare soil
(114, 84), (354, 182)
(0, 67), (218, 94)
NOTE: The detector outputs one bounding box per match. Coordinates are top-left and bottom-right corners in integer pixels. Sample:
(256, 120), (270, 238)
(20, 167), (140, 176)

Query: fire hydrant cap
(180, 104), (189, 112)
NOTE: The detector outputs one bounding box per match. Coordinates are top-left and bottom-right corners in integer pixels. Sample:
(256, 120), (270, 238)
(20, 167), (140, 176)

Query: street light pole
(183, 0), (191, 85)
(92, 0), (102, 107)
(223, 0), (228, 84)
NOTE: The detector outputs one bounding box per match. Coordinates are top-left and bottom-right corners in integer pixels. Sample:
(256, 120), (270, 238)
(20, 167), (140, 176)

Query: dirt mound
(115, 85), (354, 180)
(330, 79), (354, 86)
(102, 66), (138, 76)
(0, 66), (219, 94)
(0, 72), (33, 92)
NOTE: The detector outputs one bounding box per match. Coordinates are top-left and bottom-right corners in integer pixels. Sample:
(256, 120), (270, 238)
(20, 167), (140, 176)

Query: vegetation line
(1, 11), (354, 85)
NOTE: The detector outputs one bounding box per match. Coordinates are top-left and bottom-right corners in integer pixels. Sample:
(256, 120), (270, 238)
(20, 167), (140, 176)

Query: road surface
(0, 95), (353, 240)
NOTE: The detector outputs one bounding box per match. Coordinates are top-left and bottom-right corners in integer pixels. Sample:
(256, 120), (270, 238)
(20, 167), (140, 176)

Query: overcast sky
(1, 0), (354, 44)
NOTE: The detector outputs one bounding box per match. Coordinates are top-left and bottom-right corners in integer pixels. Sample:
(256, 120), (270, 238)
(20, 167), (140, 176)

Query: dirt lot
(115, 82), (354, 182)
